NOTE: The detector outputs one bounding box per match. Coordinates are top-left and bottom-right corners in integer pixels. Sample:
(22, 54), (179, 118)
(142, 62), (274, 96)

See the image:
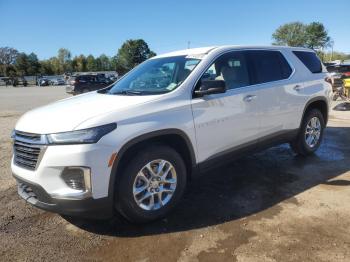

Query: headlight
(46, 123), (116, 145)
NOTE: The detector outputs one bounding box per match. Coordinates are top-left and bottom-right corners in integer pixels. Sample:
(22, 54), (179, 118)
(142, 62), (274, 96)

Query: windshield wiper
(111, 90), (143, 96)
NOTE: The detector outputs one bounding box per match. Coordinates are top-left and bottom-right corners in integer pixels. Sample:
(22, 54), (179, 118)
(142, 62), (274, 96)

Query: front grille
(13, 131), (46, 170)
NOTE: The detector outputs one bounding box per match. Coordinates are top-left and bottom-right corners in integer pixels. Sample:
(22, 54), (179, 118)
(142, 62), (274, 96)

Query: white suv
(11, 46), (331, 223)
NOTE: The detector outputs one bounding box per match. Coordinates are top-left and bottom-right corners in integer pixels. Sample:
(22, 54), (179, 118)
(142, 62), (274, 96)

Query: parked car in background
(3, 77), (28, 87)
(66, 73), (113, 95)
(326, 63), (350, 87)
(326, 63), (350, 100)
(107, 75), (118, 83)
(11, 46), (331, 223)
(50, 78), (66, 86)
(37, 78), (50, 86)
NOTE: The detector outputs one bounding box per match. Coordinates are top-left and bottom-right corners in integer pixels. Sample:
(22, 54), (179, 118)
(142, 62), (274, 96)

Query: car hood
(15, 92), (160, 134)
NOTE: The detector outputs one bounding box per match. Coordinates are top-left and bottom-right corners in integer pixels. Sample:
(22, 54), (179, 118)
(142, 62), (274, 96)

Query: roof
(153, 46), (217, 58)
(153, 45), (314, 59)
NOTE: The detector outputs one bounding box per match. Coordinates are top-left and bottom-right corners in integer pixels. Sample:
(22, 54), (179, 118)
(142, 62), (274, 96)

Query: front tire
(290, 109), (325, 156)
(115, 145), (187, 223)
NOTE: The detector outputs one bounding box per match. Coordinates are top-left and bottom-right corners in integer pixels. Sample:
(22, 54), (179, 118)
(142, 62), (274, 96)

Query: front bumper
(14, 175), (113, 219)
(11, 140), (118, 218)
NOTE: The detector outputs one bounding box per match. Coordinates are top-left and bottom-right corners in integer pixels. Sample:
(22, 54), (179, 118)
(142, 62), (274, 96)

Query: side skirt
(197, 129), (298, 173)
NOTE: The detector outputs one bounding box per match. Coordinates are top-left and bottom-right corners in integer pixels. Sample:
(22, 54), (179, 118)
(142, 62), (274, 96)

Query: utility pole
(330, 40), (334, 61)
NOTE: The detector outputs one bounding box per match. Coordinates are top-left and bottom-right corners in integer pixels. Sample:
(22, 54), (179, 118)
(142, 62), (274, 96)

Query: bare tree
(0, 47), (19, 76)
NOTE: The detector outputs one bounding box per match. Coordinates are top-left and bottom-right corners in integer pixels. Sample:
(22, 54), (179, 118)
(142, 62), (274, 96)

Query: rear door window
(293, 51), (322, 73)
(247, 50), (293, 84)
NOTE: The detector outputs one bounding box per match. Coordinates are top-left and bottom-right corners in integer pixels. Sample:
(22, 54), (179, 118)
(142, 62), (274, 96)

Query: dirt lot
(1, 86), (350, 262)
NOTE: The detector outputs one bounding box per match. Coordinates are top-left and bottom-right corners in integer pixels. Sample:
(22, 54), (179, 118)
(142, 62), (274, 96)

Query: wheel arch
(108, 129), (197, 200)
(300, 97), (329, 127)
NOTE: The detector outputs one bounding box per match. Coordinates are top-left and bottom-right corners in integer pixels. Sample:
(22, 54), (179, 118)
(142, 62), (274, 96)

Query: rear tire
(290, 109), (325, 156)
(115, 145), (187, 223)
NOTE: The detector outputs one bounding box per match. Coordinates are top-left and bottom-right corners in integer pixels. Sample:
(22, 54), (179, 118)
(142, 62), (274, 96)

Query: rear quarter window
(247, 50), (293, 84)
(293, 51), (322, 73)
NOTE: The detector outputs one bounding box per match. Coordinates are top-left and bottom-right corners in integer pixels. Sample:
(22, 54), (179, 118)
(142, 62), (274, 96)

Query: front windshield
(107, 55), (201, 95)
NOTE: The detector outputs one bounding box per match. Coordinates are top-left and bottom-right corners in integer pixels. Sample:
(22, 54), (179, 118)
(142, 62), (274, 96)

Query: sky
(0, 0), (349, 59)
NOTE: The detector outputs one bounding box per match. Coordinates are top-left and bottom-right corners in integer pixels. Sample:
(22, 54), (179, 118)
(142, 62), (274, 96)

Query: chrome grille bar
(12, 130), (46, 171)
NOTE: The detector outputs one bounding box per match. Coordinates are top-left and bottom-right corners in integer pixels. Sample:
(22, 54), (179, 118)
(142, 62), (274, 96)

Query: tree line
(272, 21), (350, 61)
(1, 23), (349, 79)
(0, 39), (156, 77)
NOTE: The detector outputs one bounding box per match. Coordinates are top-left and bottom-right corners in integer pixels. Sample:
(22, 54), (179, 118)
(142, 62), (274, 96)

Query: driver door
(191, 51), (261, 164)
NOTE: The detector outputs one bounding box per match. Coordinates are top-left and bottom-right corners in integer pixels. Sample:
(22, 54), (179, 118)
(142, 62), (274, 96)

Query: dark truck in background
(66, 73), (114, 95)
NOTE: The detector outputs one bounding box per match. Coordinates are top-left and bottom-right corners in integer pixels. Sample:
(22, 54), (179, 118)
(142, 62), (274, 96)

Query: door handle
(294, 85), (302, 91)
(243, 95), (257, 102)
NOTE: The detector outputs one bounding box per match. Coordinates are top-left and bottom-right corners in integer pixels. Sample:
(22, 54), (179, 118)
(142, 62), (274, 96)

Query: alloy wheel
(305, 116), (321, 148)
(132, 159), (177, 211)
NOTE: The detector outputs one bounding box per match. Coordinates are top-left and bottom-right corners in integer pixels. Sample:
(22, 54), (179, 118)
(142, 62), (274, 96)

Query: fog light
(61, 167), (91, 193)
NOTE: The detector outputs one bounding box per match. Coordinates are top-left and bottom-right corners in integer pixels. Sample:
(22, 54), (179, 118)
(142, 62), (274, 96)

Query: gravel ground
(1, 87), (350, 262)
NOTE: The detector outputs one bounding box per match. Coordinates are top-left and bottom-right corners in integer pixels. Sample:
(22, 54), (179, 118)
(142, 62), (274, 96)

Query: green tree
(27, 52), (41, 75)
(305, 22), (331, 50)
(115, 39), (156, 75)
(272, 22), (331, 50)
(110, 55), (118, 71)
(71, 58), (78, 72)
(40, 60), (55, 75)
(272, 22), (307, 47)
(94, 57), (102, 71)
(15, 53), (29, 75)
(14, 52), (40, 76)
(57, 48), (72, 73)
(86, 55), (96, 71)
(6, 65), (17, 78)
(72, 54), (87, 72)
(48, 57), (60, 74)
(99, 54), (111, 71)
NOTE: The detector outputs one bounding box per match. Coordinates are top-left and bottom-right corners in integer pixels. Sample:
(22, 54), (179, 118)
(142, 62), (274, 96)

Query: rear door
(245, 50), (299, 137)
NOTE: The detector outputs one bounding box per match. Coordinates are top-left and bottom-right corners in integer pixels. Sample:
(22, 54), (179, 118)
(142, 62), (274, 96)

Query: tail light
(343, 72), (350, 77)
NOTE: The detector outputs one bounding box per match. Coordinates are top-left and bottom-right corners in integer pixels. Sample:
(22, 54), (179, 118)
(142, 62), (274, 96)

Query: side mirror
(194, 80), (226, 97)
